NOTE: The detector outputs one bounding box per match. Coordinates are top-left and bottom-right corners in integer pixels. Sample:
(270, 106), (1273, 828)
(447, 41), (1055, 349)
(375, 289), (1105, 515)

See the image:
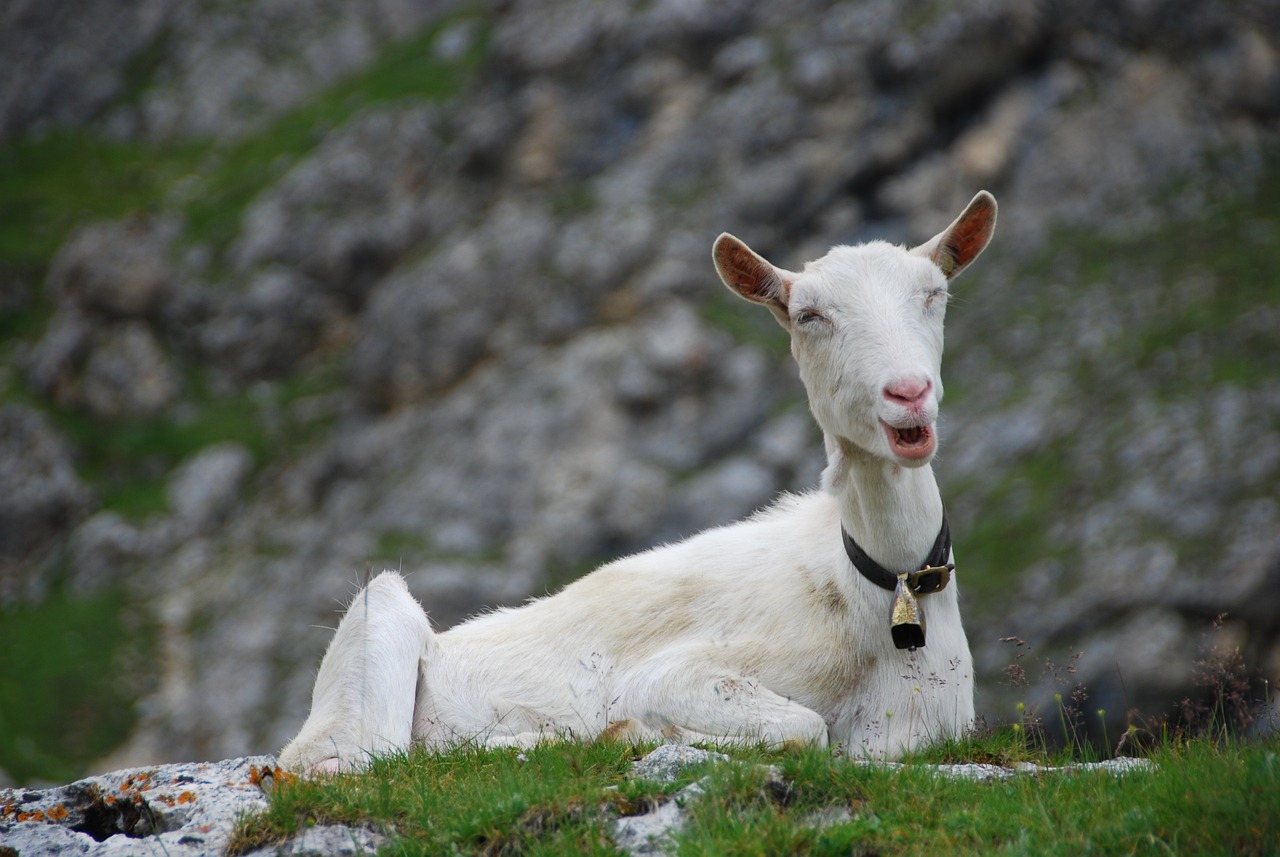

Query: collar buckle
(905, 563), (954, 595)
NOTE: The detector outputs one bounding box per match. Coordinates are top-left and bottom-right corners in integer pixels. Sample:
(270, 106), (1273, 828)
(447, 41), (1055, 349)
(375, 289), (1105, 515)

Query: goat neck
(822, 432), (945, 575)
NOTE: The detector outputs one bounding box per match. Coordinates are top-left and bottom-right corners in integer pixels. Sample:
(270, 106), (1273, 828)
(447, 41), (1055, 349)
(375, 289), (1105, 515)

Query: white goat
(280, 191), (998, 773)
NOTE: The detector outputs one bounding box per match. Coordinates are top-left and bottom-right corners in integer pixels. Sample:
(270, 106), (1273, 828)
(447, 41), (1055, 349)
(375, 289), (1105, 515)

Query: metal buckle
(906, 563), (953, 595)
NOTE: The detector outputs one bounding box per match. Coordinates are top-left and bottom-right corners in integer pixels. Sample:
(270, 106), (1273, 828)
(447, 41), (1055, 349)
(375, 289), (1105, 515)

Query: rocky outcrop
(1, 0), (1278, 782)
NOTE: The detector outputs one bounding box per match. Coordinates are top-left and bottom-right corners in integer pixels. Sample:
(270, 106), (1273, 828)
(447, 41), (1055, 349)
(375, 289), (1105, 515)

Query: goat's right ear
(713, 233), (793, 327)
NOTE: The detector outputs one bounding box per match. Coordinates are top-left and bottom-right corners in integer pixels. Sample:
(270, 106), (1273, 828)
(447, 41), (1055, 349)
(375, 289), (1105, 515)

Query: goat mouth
(881, 420), (936, 460)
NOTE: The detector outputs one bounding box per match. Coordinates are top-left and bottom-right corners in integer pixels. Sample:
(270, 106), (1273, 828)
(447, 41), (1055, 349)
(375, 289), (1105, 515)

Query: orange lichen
(177, 791), (197, 805)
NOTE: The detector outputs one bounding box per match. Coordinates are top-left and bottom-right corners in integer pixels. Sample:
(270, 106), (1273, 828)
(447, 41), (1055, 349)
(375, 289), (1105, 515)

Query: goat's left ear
(913, 190), (998, 280)
(713, 233), (795, 328)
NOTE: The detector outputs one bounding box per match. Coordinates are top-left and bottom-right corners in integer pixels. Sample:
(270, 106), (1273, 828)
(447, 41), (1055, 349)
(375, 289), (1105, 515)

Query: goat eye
(923, 288), (947, 309)
(795, 307), (828, 326)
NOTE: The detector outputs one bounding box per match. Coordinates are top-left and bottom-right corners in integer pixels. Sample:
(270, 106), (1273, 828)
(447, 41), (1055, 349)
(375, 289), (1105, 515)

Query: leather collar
(841, 509), (953, 594)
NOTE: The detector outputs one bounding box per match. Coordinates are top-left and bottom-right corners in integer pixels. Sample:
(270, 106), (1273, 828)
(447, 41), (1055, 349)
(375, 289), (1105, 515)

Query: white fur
(280, 192), (998, 773)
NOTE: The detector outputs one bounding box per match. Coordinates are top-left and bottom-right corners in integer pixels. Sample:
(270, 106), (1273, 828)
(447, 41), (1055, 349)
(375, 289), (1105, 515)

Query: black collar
(841, 510), (953, 593)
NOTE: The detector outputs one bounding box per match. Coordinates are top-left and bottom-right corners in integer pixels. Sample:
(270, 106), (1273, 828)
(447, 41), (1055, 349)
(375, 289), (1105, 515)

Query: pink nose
(883, 378), (932, 408)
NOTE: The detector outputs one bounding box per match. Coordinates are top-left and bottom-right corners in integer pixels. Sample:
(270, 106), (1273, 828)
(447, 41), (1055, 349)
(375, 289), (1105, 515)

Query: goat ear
(913, 190), (998, 280)
(713, 233), (793, 325)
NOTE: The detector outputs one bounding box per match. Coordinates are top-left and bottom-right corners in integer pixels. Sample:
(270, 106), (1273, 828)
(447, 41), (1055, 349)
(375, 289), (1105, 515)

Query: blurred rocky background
(1, 0), (1278, 785)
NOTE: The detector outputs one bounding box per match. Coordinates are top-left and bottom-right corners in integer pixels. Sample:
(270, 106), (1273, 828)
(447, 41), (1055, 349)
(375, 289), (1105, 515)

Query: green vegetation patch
(0, 586), (156, 785)
(232, 741), (679, 856)
(232, 735), (1279, 856)
(0, 132), (201, 277)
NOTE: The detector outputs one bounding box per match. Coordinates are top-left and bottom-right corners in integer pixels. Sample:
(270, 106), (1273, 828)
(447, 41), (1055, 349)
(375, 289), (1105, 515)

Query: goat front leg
(613, 649), (829, 749)
(279, 571), (433, 774)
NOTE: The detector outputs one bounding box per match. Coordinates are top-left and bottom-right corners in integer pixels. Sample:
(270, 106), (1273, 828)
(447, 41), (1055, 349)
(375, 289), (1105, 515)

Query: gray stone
(80, 323), (181, 418)
(166, 442), (254, 530)
(629, 745), (728, 784)
(48, 219), (178, 320)
(240, 824), (389, 857)
(0, 756), (277, 857)
(22, 306), (94, 403)
(0, 0), (173, 139)
(197, 269), (344, 383)
(0, 405), (96, 600)
(612, 789), (695, 856)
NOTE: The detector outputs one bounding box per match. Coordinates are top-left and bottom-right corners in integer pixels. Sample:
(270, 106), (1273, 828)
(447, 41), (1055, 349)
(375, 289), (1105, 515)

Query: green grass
(232, 734), (1280, 856)
(233, 741), (671, 856)
(0, 586), (156, 785)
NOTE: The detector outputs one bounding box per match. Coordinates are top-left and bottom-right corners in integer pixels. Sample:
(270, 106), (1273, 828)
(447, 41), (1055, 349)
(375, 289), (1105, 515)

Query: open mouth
(881, 420), (936, 460)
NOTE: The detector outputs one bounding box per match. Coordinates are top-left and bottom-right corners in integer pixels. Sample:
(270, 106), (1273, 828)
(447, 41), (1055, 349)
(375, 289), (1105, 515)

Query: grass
(0, 586), (155, 785)
(233, 741), (666, 856)
(231, 732), (1279, 856)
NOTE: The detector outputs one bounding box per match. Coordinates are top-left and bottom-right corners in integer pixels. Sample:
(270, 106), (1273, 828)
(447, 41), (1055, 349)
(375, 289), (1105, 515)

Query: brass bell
(890, 572), (926, 650)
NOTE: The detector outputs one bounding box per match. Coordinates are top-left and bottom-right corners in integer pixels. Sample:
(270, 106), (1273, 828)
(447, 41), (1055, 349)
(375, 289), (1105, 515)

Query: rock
(166, 442), (254, 530)
(48, 219), (178, 320)
(615, 745), (724, 856)
(79, 322), (181, 418)
(629, 745), (728, 784)
(239, 824), (388, 857)
(197, 269), (346, 383)
(0, 0), (174, 139)
(0, 405), (96, 601)
(25, 316), (182, 417)
(67, 512), (154, 595)
(229, 104), (455, 307)
(0, 756), (276, 856)
(21, 305), (94, 405)
(612, 784), (699, 857)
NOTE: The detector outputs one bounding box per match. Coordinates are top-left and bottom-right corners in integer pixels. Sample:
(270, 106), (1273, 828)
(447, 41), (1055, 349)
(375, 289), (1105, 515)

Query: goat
(279, 191), (997, 773)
